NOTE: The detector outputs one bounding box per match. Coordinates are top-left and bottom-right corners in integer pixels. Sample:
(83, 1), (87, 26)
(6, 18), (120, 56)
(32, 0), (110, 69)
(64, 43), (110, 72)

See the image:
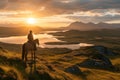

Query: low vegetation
(0, 28), (120, 80)
(0, 43), (120, 80)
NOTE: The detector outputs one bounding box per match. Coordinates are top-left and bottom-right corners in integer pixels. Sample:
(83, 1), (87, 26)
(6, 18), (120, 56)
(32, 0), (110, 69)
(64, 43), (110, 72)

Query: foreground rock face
(65, 65), (82, 75)
(78, 54), (114, 70)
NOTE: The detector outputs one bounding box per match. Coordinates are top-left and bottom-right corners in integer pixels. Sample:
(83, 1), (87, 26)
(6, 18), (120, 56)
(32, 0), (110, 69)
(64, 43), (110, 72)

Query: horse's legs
(33, 51), (36, 71)
(22, 51), (25, 61)
(25, 51), (28, 62)
(22, 45), (25, 61)
(30, 51), (33, 61)
(22, 53), (24, 61)
(33, 51), (35, 62)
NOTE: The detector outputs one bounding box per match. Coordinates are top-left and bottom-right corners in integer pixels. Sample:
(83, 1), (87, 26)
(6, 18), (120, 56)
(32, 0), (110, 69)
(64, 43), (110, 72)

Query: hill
(0, 43), (120, 80)
(64, 22), (120, 31)
(0, 27), (62, 37)
(47, 28), (120, 50)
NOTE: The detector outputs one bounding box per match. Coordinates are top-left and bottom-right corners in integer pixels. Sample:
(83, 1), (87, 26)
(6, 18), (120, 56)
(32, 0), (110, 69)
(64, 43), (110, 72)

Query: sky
(0, 0), (120, 28)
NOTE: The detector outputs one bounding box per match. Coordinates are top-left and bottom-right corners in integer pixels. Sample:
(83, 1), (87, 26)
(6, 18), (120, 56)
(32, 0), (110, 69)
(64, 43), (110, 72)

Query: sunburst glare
(26, 18), (36, 25)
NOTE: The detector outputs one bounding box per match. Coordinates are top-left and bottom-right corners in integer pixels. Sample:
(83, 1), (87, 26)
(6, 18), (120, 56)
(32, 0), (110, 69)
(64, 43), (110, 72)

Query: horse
(22, 39), (39, 63)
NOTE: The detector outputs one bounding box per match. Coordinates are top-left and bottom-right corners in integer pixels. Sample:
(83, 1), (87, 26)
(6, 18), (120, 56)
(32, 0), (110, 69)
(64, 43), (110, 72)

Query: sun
(26, 18), (36, 25)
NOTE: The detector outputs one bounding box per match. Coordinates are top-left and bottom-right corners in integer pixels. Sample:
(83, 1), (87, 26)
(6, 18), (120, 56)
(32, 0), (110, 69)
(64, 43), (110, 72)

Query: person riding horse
(27, 30), (36, 50)
(22, 30), (39, 62)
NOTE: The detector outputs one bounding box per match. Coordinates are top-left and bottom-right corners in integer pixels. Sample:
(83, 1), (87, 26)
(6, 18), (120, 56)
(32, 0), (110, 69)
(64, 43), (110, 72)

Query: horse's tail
(22, 44), (25, 61)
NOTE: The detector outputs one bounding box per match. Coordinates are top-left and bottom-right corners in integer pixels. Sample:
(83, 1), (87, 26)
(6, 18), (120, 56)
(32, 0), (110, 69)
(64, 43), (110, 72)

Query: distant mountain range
(64, 22), (120, 31)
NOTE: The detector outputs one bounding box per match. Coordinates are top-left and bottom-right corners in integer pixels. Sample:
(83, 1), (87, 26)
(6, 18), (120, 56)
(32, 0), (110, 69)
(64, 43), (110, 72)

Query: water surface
(0, 33), (94, 50)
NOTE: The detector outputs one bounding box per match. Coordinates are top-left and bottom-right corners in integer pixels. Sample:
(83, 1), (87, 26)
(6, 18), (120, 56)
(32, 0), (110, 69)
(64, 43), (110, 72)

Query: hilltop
(64, 22), (120, 31)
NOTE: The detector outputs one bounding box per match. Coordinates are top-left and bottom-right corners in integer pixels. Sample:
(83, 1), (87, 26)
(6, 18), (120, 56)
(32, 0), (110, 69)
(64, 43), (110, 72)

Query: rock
(65, 65), (82, 75)
(78, 54), (114, 69)
(93, 46), (116, 56)
(91, 53), (113, 66)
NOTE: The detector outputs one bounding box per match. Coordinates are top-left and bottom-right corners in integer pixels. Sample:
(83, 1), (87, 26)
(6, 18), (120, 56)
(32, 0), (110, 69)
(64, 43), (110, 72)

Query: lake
(0, 32), (94, 50)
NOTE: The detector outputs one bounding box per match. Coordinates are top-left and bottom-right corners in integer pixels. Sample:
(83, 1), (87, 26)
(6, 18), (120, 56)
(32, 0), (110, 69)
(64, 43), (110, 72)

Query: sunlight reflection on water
(0, 33), (94, 50)
(0, 34), (61, 44)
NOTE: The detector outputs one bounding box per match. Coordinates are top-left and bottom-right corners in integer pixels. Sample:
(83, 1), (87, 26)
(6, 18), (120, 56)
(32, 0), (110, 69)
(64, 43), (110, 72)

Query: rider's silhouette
(28, 30), (34, 43)
(27, 30), (36, 50)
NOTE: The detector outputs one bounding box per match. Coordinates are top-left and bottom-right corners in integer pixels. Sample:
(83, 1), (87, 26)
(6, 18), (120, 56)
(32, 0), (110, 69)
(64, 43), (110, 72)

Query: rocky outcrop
(78, 54), (114, 70)
(93, 46), (117, 56)
(73, 46), (117, 57)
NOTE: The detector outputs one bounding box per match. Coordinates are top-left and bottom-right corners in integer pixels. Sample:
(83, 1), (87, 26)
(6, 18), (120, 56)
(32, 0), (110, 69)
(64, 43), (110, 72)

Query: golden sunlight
(26, 18), (36, 25)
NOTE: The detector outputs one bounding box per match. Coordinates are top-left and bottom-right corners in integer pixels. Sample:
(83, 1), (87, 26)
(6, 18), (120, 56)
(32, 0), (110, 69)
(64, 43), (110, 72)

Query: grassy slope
(0, 42), (120, 80)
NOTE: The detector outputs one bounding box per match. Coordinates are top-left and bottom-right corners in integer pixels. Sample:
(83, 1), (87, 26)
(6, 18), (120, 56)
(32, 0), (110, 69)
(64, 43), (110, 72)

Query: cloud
(0, 0), (120, 14)
(65, 9), (120, 23)
(0, 0), (8, 9)
(0, 0), (120, 24)
(41, 0), (120, 17)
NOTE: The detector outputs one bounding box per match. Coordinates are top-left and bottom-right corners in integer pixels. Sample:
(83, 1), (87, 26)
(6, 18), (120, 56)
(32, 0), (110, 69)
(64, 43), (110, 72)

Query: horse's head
(34, 39), (39, 45)
(36, 39), (39, 45)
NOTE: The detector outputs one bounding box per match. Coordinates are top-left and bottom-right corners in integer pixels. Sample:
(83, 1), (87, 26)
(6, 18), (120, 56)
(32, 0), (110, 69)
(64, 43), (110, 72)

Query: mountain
(64, 22), (120, 31)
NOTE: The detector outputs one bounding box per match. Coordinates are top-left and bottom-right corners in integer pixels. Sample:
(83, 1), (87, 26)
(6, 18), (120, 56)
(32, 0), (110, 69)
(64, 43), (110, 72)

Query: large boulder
(73, 46), (117, 57)
(91, 53), (113, 66)
(78, 54), (114, 70)
(93, 46), (117, 56)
